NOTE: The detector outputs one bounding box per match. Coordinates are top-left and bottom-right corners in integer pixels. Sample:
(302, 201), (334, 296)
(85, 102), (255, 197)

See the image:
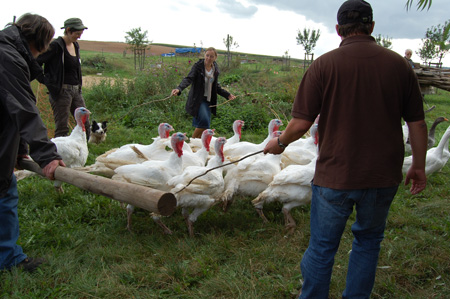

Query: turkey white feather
(111, 132), (187, 232)
(252, 157), (316, 233)
(51, 107), (90, 192)
(223, 119), (282, 160)
(167, 137), (227, 237)
(281, 123), (319, 168)
(78, 123), (174, 177)
(182, 129), (215, 169)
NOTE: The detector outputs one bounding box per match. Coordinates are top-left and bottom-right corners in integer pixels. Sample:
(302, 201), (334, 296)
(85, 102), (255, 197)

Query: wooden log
(18, 159), (176, 216)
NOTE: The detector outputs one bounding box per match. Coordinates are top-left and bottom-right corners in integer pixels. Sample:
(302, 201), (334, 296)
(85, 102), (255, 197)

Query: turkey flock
(81, 118), (319, 236)
(38, 108), (450, 237)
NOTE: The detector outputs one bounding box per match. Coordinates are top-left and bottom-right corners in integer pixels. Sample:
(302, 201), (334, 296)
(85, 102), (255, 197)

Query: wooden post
(18, 159), (176, 216)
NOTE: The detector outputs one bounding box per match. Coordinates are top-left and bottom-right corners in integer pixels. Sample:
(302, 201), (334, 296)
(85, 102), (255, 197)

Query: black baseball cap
(337, 0), (373, 25)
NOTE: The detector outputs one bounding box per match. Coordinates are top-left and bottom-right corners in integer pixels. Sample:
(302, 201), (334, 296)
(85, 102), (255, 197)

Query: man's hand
(404, 167), (427, 195)
(42, 160), (66, 180)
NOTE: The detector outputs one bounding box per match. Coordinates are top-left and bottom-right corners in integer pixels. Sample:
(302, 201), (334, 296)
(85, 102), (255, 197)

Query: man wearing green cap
(37, 17), (90, 140)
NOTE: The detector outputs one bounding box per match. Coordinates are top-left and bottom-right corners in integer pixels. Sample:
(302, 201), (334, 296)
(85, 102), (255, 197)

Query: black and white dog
(88, 120), (108, 144)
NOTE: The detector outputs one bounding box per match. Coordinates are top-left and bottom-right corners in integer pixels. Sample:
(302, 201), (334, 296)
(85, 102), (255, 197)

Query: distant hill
(78, 40), (175, 56)
(77, 40), (301, 61)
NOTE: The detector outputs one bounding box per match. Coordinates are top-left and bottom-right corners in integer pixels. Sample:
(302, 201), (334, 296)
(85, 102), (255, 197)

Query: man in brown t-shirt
(263, 0), (427, 298)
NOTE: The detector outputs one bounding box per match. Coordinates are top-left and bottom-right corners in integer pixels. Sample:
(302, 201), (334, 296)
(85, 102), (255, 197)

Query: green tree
(417, 20), (450, 66)
(223, 34), (239, 67)
(374, 34), (393, 49)
(125, 27), (151, 70)
(417, 38), (438, 64)
(296, 28), (321, 55)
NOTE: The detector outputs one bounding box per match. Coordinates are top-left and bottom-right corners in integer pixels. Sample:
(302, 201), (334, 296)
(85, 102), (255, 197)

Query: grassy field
(1, 50), (449, 298)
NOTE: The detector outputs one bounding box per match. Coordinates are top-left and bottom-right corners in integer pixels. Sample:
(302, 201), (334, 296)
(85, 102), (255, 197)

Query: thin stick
(209, 95), (239, 107)
(209, 92), (260, 108)
(120, 94), (173, 120)
(175, 150), (264, 194)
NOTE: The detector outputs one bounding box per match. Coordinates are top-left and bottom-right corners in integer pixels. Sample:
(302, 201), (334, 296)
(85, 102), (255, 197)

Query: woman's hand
(228, 94), (236, 100)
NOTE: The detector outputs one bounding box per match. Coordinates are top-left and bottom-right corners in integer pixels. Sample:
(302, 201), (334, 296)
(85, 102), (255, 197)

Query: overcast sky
(3, 0), (449, 66)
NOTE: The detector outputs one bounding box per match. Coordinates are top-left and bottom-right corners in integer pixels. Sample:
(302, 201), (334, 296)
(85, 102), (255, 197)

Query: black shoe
(16, 257), (46, 273)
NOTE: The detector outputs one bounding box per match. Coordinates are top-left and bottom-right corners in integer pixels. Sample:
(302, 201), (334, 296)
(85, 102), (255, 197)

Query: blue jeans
(192, 98), (211, 129)
(0, 175), (27, 270)
(299, 184), (398, 299)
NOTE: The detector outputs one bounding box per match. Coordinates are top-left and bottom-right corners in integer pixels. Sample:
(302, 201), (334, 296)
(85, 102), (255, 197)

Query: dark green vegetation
(1, 49), (449, 298)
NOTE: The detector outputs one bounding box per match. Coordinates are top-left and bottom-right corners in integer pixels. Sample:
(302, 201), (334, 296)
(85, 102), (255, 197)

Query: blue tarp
(161, 53), (175, 57)
(175, 48), (202, 54)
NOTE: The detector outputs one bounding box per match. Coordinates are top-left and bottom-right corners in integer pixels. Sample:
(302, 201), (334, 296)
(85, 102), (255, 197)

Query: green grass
(2, 52), (450, 298)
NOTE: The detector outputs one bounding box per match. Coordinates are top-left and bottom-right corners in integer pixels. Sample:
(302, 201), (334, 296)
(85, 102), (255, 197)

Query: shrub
(221, 74), (242, 86)
(82, 55), (108, 75)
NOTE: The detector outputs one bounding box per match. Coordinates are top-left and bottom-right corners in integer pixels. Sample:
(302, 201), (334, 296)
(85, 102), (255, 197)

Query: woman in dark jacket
(36, 18), (89, 139)
(0, 13), (65, 273)
(171, 47), (236, 138)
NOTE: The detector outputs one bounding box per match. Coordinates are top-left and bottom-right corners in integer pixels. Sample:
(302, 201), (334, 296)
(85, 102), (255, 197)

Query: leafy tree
(405, 0), (432, 11)
(417, 38), (438, 64)
(417, 20), (450, 66)
(125, 27), (149, 48)
(125, 27), (151, 70)
(374, 34), (393, 49)
(296, 28), (321, 55)
(223, 34), (239, 67)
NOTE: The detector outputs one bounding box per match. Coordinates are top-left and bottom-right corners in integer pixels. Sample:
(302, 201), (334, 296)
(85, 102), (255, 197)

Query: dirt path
(82, 75), (115, 88)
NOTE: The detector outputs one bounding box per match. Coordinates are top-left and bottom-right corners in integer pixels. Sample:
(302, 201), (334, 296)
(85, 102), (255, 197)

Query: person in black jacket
(171, 47), (236, 138)
(36, 18), (90, 139)
(0, 13), (66, 273)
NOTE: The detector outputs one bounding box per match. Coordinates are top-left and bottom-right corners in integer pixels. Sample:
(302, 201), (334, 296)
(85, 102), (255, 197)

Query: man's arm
(263, 117), (313, 155)
(404, 119), (427, 194)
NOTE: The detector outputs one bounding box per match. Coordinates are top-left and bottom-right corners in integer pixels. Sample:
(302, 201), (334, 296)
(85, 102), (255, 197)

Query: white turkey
(187, 120), (244, 154)
(215, 119), (245, 155)
(402, 124), (450, 176)
(225, 119), (245, 147)
(252, 157), (316, 233)
(111, 132), (187, 232)
(281, 123), (319, 168)
(99, 122), (174, 166)
(220, 131), (284, 211)
(79, 123), (174, 177)
(182, 129), (215, 169)
(51, 107), (90, 192)
(166, 137), (227, 237)
(223, 119), (283, 160)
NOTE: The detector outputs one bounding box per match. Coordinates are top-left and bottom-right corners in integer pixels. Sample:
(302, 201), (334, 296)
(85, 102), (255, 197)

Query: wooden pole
(18, 159), (176, 216)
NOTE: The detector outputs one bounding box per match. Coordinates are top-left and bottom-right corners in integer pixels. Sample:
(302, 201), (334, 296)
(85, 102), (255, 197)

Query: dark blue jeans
(0, 175), (27, 270)
(192, 98), (211, 129)
(299, 184), (398, 299)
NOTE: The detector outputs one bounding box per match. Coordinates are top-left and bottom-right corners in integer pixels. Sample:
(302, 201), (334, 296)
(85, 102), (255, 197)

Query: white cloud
(217, 0), (258, 18)
(1, 0), (449, 66)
